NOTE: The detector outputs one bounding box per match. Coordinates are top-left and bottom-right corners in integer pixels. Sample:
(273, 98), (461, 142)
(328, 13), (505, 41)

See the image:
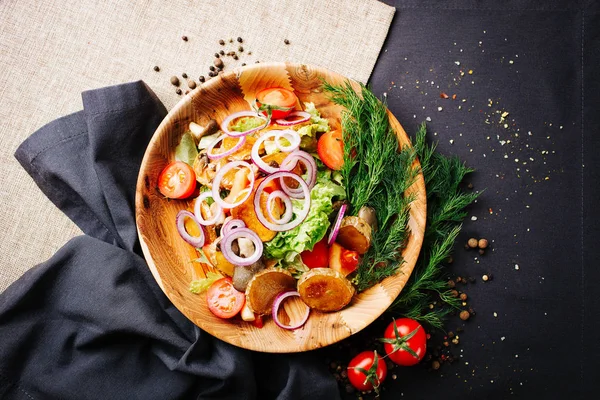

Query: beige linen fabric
(0, 0), (394, 292)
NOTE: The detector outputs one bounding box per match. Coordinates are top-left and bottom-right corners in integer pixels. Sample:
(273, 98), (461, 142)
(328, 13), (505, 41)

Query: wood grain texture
(135, 62), (427, 353)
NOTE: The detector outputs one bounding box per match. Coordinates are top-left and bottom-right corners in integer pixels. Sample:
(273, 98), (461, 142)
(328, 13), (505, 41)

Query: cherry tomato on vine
(380, 318), (427, 366)
(347, 350), (387, 393)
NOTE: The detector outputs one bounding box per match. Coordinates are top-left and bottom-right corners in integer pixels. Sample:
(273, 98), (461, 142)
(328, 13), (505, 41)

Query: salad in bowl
(136, 63), (425, 352)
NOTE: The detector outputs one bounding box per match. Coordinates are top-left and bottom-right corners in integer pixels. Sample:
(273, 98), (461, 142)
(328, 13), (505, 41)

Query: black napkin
(0, 81), (340, 400)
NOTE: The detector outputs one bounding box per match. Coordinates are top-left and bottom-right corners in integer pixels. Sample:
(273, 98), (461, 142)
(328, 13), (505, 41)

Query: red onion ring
(279, 150), (317, 198)
(194, 192), (224, 226)
(254, 172), (310, 231)
(221, 218), (246, 237)
(250, 129), (298, 174)
(266, 190), (294, 224)
(176, 210), (205, 248)
(220, 227), (263, 266)
(211, 161), (255, 209)
(221, 111), (268, 137)
(274, 129), (301, 153)
(274, 111), (311, 126)
(327, 203), (347, 245)
(271, 290), (310, 330)
(206, 134), (246, 160)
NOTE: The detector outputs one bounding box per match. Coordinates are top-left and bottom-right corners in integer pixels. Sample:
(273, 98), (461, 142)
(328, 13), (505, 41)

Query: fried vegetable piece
(245, 268), (296, 315)
(335, 216), (372, 254)
(203, 241), (235, 277)
(297, 268), (355, 312)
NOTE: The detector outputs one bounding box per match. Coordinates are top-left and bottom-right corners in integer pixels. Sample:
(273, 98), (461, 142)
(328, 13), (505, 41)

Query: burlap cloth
(0, 0), (394, 292)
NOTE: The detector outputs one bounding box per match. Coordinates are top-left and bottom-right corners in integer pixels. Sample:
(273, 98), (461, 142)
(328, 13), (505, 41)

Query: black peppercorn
(219, 39), (225, 45)
(153, 66), (160, 72)
(182, 35), (188, 41)
(170, 76), (180, 86)
(238, 46), (244, 52)
(182, 73), (188, 79)
(175, 88), (182, 95)
(284, 39), (290, 44)
(199, 75), (205, 83)
(209, 66), (215, 71)
(237, 37), (243, 43)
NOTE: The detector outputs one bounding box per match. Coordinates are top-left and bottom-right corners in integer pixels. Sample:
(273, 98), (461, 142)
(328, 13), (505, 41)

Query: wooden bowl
(135, 62), (426, 353)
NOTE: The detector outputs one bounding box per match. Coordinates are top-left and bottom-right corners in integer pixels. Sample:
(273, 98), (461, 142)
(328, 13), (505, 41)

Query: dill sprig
(323, 81), (419, 291)
(390, 123), (479, 330)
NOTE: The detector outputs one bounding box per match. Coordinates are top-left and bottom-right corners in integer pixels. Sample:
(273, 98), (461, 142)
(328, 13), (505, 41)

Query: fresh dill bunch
(323, 81), (419, 291)
(390, 123), (479, 330)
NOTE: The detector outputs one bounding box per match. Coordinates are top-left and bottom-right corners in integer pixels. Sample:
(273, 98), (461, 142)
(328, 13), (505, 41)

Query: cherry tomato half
(317, 130), (344, 170)
(206, 277), (245, 319)
(157, 161), (196, 199)
(256, 87), (297, 119)
(301, 238), (330, 269)
(347, 351), (387, 392)
(381, 318), (427, 366)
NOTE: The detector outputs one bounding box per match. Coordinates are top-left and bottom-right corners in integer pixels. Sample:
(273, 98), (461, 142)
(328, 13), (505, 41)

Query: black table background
(322, 0), (600, 399)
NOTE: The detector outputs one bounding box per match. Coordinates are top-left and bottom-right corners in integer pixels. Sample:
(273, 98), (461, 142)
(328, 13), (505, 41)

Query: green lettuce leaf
(264, 171), (345, 261)
(230, 116), (265, 132)
(304, 102), (330, 132)
(189, 271), (223, 294)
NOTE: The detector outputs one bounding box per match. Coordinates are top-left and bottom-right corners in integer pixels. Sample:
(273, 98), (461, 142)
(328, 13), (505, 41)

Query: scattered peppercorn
(238, 46), (244, 52)
(187, 79), (196, 89)
(451, 338), (459, 345)
(448, 331), (455, 338)
(219, 39), (225, 45)
(447, 280), (455, 288)
(170, 76), (180, 86)
(467, 238), (478, 248)
(182, 35), (188, 41)
(214, 58), (224, 68)
(175, 88), (182, 95)
(233, 54), (239, 60)
(184, 90), (189, 95)
(237, 37), (243, 43)
(459, 310), (470, 321)
(459, 293), (468, 301)
(153, 66), (160, 72)
(284, 39), (290, 44)
(432, 360), (441, 370)
(209, 66), (216, 71)
(199, 75), (205, 83)
(482, 274), (489, 282)
(446, 256), (453, 264)
(479, 249), (485, 255)
(208, 71), (216, 77)
(450, 289), (459, 298)
(182, 73), (188, 78)
(241, 63), (246, 66)
(219, 50), (225, 55)
(215, 53), (220, 58)
(467, 182), (474, 189)
(478, 238), (489, 249)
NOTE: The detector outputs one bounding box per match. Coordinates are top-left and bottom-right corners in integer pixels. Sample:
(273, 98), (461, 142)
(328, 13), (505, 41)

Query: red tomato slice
(301, 238), (330, 269)
(157, 161), (196, 199)
(317, 130), (344, 170)
(206, 277), (245, 319)
(256, 87), (297, 119)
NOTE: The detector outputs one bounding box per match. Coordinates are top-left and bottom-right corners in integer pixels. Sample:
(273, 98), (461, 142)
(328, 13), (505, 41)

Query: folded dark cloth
(1, 81), (340, 400)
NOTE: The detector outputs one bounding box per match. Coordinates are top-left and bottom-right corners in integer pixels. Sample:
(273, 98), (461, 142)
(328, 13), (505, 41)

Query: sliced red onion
(194, 192), (224, 226)
(274, 129), (301, 153)
(211, 161), (255, 209)
(220, 227), (263, 266)
(272, 290), (310, 330)
(206, 133), (246, 160)
(254, 172), (310, 231)
(176, 210), (205, 248)
(328, 203), (347, 245)
(275, 111), (311, 126)
(279, 151), (317, 198)
(266, 190), (293, 224)
(221, 218), (246, 237)
(221, 111), (268, 137)
(250, 130), (292, 174)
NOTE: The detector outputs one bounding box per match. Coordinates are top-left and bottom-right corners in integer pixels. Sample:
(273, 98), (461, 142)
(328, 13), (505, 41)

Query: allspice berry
(187, 79), (196, 89)
(170, 76), (180, 86)
(459, 310), (470, 321)
(478, 238), (489, 249)
(214, 58), (224, 68)
(468, 238), (478, 248)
